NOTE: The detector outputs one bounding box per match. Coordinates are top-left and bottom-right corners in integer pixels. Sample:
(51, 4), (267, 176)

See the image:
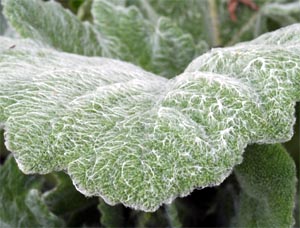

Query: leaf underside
(0, 23), (299, 211)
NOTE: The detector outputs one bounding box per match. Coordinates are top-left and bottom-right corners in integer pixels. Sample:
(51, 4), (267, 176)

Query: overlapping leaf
(2, 0), (104, 56)
(0, 24), (299, 211)
(130, 0), (300, 47)
(233, 144), (296, 227)
(2, 0), (201, 77)
(0, 156), (64, 227)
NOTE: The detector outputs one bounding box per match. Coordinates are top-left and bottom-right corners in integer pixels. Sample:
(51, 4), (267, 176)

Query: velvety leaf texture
(0, 156), (64, 227)
(0, 24), (299, 212)
(233, 144), (296, 227)
(91, 0), (199, 77)
(2, 0), (104, 56)
(2, 0), (200, 77)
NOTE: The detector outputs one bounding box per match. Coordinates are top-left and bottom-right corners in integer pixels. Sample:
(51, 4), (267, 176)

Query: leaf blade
(0, 24), (299, 212)
(233, 144), (297, 227)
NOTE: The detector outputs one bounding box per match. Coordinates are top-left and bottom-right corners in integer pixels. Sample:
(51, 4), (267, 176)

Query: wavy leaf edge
(0, 24), (299, 212)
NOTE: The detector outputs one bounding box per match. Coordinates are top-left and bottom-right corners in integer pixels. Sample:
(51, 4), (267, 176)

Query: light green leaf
(92, 0), (198, 77)
(150, 17), (198, 77)
(2, 0), (200, 77)
(0, 24), (299, 212)
(2, 0), (104, 56)
(0, 156), (65, 227)
(233, 144), (296, 227)
(91, 0), (152, 67)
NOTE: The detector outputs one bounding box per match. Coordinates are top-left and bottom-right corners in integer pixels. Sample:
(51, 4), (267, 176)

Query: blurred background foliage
(0, 0), (299, 227)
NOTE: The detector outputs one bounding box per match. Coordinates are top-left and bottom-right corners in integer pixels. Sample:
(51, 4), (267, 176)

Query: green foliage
(2, 0), (202, 77)
(43, 172), (96, 216)
(0, 156), (64, 227)
(2, 0), (103, 55)
(233, 144), (296, 227)
(98, 199), (124, 228)
(0, 23), (299, 211)
(128, 0), (300, 47)
(0, 0), (299, 226)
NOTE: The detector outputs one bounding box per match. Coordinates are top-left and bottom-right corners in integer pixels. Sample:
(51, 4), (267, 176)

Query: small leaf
(0, 24), (299, 212)
(0, 156), (65, 227)
(233, 144), (297, 227)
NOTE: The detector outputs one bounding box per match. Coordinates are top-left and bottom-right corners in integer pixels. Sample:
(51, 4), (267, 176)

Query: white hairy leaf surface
(0, 24), (299, 212)
(2, 0), (200, 78)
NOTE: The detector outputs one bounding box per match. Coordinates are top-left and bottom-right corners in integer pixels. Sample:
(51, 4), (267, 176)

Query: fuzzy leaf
(91, 0), (152, 67)
(0, 24), (299, 212)
(233, 144), (296, 227)
(0, 156), (64, 227)
(2, 0), (199, 77)
(91, 0), (198, 77)
(2, 0), (104, 56)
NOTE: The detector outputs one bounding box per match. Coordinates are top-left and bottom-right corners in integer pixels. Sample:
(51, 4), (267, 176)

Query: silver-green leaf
(2, 0), (200, 78)
(2, 0), (104, 56)
(0, 24), (299, 211)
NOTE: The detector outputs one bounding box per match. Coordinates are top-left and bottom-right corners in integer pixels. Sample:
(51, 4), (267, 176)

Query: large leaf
(0, 24), (299, 212)
(2, 0), (201, 77)
(2, 0), (104, 56)
(233, 144), (296, 227)
(91, 0), (200, 77)
(0, 156), (64, 227)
